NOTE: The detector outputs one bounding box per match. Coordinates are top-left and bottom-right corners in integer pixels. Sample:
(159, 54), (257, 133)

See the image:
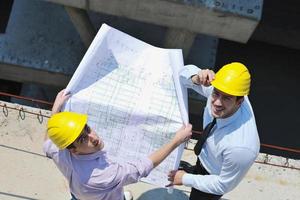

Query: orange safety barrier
(0, 91), (53, 106)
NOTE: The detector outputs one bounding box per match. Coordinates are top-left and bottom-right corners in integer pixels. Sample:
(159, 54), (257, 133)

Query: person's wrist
(51, 106), (61, 115)
(172, 137), (182, 146)
(191, 75), (200, 85)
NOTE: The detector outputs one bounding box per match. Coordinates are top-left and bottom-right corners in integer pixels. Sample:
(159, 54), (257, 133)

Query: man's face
(210, 88), (243, 119)
(71, 125), (104, 155)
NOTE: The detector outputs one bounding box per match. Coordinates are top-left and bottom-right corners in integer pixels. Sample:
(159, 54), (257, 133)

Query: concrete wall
(0, 101), (70, 199)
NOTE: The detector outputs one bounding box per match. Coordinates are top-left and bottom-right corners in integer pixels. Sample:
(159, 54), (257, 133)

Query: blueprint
(64, 24), (188, 186)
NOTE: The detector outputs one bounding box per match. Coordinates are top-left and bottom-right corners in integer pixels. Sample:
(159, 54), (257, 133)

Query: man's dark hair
(66, 143), (76, 149)
(236, 96), (244, 101)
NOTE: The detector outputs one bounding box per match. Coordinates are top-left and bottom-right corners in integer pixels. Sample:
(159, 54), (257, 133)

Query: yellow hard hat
(47, 112), (87, 149)
(211, 62), (251, 96)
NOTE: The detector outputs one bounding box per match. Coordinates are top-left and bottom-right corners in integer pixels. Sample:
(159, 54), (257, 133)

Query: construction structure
(1, 0), (300, 199)
(0, 0), (262, 89)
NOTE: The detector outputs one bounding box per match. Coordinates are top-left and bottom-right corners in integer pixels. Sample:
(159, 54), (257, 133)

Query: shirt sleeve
(182, 147), (257, 195)
(116, 157), (154, 186)
(179, 64), (213, 98)
(43, 139), (59, 160)
(84, 156), (153, 192)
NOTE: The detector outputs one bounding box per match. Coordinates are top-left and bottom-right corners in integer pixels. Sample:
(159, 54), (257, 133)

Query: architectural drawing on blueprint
(64, 24), (188, 187)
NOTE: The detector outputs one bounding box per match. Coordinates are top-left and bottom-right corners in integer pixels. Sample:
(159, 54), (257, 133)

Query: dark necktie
(194, 118), (216, 155)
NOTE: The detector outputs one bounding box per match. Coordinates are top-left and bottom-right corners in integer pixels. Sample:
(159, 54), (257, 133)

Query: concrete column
(164, 28), (196, 58)
(64, 6), (96, 48)
(0, 62), (70, 87)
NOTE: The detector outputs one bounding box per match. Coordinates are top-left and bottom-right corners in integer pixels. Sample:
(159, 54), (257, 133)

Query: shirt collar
(71, 150), (107, 160)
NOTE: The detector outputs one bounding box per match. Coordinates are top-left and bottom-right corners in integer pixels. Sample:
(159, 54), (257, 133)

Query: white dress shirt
(180, 65), (260, 195)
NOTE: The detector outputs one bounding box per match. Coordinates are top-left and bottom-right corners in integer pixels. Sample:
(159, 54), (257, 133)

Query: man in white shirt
(167, 62), (260, 200)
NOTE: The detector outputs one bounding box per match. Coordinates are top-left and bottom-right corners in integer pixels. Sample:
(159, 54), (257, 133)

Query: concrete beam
(0, 0), (85, 87)
(42, 0), (263, 43)
(164, 28), (196, 58)
(64, 6), (96, 48)
(0, 62), (71, 87)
